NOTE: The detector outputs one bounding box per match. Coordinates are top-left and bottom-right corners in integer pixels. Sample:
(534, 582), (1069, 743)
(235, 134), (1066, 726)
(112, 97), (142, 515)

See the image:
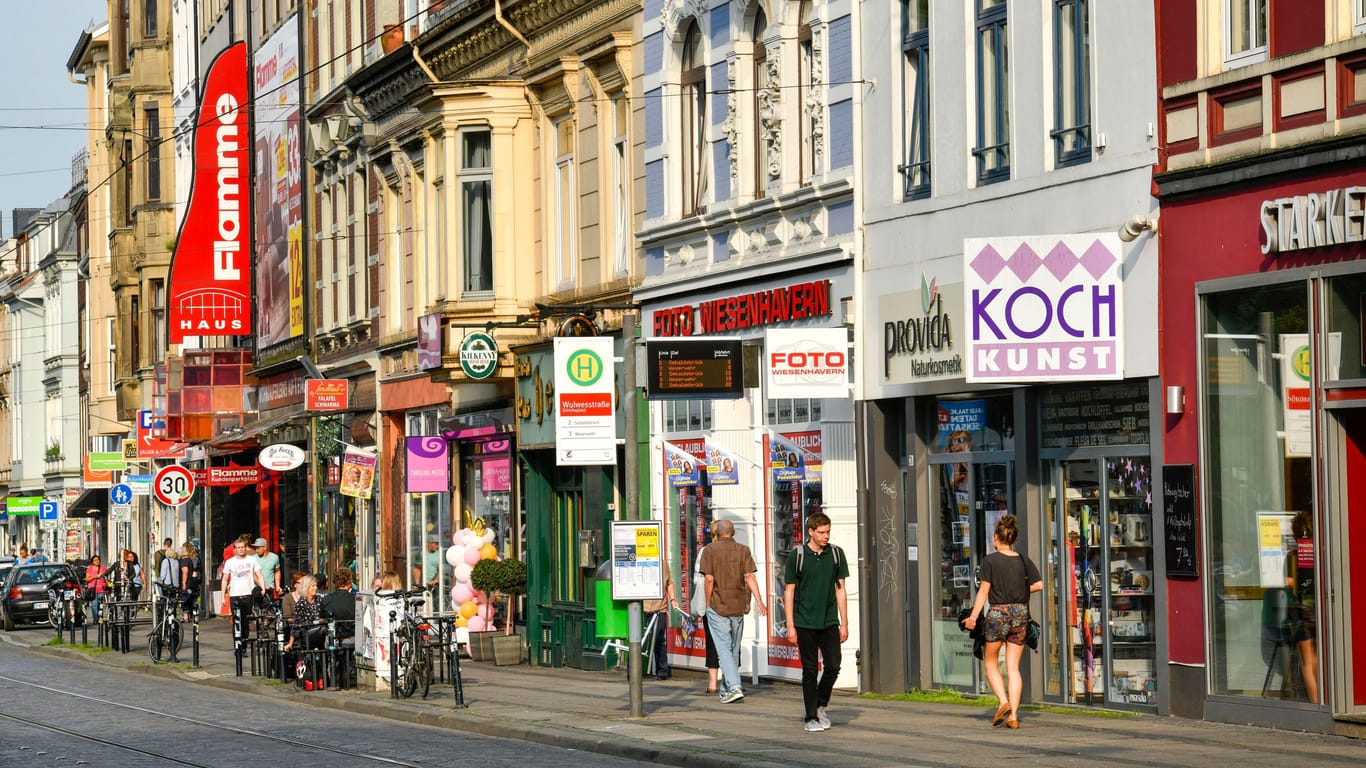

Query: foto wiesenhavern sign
(764, 328), (848, 399)
(167, 42), (251, 342)
(259, 443), (306, 471)
(554, 336), (616, 466)
(305, 379), (348, 411)
(964, 234), (1124, 383)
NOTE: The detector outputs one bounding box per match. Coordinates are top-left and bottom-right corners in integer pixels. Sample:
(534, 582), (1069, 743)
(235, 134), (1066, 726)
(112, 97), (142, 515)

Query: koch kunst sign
(964, 234), (1123, 382)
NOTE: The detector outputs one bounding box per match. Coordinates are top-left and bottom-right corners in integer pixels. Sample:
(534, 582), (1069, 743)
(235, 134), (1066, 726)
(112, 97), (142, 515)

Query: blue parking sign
(39, 501), (59, 522)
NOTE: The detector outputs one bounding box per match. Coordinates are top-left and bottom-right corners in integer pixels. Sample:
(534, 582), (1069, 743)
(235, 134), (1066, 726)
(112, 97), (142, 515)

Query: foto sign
(153, 465), (196, 507)
(554, 337), (616, 466)
(764, 328), (848, 399)
(964, 234), (1124, 383)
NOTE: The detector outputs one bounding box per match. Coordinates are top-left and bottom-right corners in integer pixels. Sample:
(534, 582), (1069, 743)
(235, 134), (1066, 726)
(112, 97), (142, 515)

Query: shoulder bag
(1021, 555), (1040, 650)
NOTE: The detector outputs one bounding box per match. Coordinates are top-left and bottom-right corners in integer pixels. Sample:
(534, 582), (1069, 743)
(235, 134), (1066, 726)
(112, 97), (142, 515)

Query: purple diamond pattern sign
(964, 234), (1124, 383)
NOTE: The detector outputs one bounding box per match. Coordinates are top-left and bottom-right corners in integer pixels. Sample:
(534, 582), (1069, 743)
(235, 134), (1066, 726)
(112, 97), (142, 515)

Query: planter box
(467, 630), (498, 661)
(492, 634), (525, 666)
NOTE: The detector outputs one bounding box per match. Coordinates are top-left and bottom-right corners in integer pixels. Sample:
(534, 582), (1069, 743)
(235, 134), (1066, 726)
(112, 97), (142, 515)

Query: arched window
(680, 21), (707, 216)
(752, 8), (768, 198)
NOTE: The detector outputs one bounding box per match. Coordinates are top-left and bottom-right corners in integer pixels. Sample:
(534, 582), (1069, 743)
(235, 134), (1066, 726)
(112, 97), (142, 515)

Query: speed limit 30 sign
(153, 465), (196, 507)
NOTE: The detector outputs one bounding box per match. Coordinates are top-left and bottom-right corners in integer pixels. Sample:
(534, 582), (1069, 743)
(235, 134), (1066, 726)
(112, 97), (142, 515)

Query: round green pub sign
(459, 332), (500, 380)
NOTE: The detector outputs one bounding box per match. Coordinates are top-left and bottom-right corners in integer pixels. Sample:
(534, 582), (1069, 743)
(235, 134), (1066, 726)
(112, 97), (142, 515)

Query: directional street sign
(153, 465), (196, 507)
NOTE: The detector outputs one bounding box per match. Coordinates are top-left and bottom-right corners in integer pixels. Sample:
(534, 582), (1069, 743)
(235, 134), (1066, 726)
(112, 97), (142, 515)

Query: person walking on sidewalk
(690, 521), (722, 694)
(222, 535), (266, 657)
(698, 519), (767, 703)
(964, 514), (1041, 730)
(783, 512), (849, 732)
(642, 553), (679, 680)
(252, 537), (282, 595)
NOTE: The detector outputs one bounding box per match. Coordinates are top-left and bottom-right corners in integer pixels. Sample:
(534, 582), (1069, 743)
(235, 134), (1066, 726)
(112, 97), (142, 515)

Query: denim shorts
(984, 603), (1029, 645)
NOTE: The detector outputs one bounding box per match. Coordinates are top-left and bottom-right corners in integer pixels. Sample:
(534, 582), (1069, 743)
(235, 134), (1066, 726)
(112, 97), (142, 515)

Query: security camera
(1118, 215), (1157, 242)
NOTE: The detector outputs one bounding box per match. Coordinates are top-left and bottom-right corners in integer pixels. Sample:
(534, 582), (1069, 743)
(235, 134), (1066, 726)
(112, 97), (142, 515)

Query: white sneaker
(804, 719), (826, 732)
(816, 707), (831, 728)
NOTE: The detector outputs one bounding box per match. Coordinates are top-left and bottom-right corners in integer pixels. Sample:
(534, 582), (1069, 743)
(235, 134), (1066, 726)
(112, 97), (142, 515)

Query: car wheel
(2, 608), (13, 632)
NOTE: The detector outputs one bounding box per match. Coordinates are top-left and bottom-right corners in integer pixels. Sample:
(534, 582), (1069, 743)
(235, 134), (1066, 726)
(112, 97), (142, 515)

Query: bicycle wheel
(414, 643), (431, 699)
(48, 601), (64, 633)
(167, 619), (182, 659)
(148, 624), (165, 662)
(394, 628), (419, 698)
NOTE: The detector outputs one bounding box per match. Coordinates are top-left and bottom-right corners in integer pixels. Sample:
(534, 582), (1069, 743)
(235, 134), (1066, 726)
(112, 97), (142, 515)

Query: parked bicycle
(147, 587), (182, 662)
(377, 587), (434, 699)
(45, 571), (86, 637)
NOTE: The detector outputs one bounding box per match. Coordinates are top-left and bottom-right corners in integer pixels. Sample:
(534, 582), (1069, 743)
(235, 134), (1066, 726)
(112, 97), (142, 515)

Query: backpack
(794, 544), (843, 577)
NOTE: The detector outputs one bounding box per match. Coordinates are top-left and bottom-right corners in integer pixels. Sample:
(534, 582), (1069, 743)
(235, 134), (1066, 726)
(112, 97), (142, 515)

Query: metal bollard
(388, 610), (398, 699)
(192, 608), (200, 668)
(451, 628), (466, 708)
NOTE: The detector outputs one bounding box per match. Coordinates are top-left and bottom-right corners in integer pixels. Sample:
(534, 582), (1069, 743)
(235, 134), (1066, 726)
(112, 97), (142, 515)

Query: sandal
(992, 703), (1010, 726)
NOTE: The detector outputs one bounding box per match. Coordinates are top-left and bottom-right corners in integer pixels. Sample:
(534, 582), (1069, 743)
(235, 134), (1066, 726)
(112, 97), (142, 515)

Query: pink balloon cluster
(446, 527), (498, 631)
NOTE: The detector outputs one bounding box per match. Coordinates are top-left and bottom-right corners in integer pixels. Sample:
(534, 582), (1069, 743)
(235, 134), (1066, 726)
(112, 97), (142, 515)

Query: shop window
(974, 0), (1010, 185)
(1052, 0), (1091, 168)
(929, 395), (1014, 454)
(1224, 0), (1267, 69)
(1201, 281), (1320, 702)
(406, 409), (450, 612)
(1324, 273), (1366, 382)
(766, 397), (823, 426)
(900, 0), (931, 199)
(768, 428), (824, 642)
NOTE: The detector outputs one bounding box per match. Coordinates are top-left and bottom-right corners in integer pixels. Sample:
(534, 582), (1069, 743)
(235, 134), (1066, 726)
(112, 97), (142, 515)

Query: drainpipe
(411, 43), (440, 83)
(494, 0), (531, 52)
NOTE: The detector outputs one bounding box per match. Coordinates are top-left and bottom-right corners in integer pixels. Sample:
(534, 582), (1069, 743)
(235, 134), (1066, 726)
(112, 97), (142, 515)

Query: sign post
(611, 519), (662, 719)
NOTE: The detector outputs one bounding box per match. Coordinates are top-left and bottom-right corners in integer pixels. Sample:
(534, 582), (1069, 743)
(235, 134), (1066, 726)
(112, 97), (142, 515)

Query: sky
(0, 2), (110, 238)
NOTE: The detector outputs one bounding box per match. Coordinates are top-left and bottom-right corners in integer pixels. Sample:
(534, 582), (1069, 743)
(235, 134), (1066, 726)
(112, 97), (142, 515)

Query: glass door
(1045, 455), (1155, 709)
(931, 458), (1013, 692)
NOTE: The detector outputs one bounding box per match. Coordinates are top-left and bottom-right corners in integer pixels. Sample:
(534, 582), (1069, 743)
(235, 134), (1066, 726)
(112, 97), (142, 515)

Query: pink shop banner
(405, 436), (450, 493)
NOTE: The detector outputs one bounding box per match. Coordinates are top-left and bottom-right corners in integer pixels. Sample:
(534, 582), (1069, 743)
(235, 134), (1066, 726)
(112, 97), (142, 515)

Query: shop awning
(208, 409), (306, 448)
(67, 487), (109, 518)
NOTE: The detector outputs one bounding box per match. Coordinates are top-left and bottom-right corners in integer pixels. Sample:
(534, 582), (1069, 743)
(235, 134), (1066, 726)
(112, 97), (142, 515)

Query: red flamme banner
(168, 42), (252, 342)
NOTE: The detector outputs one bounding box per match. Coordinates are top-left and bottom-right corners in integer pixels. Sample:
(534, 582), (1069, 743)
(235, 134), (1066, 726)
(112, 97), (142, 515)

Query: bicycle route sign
(153, 465), (196, 507)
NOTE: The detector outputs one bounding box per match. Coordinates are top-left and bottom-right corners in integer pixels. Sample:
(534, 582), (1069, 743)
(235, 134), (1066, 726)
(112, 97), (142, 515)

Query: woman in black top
(964, 515), (1042, 729)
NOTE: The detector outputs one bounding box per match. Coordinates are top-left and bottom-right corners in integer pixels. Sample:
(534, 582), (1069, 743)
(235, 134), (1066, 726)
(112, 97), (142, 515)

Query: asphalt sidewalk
(4, 616), (1363, 768)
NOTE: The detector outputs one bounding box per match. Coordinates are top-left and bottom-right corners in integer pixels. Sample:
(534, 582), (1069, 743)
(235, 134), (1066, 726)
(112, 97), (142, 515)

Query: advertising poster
(253, 15), (304, 348)
(964, 234), (1124, 382)
(704, 439), (739, 485)
(340, 446), (377, 499)
(610, 520), (664, 601)
(167, 42), (252, 342)
(664, 441), (702, 488)
(770, 431), (821, 483)
(405, 436), (449, 493)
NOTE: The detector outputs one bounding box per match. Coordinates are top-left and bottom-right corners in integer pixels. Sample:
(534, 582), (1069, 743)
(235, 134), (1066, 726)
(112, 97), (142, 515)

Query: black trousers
(795, 625), (841, 721)
(650, 610), (670, 677)
(230, 595), (254, 647)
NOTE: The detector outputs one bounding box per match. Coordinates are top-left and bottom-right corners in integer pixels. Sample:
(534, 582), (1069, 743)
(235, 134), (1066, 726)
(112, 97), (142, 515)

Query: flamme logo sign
(168, 42), (252, 342)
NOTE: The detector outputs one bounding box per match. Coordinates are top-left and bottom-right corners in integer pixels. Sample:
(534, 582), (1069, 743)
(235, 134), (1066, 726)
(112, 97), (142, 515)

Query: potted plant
(380, 24), (404, 54)
(471, 557), (528, 665)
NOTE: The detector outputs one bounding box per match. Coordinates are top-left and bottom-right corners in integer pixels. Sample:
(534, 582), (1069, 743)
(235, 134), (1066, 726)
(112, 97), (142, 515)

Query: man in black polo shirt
(783, 512), (849, 732)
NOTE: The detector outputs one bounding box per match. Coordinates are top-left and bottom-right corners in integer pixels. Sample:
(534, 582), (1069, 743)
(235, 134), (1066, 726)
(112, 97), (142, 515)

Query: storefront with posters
(640, 266), (858, 686)
(859, 233), (1161, 711)
(1158, 162), (1366, 732)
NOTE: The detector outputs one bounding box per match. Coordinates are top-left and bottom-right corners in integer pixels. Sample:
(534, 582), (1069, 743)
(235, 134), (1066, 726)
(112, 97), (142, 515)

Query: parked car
(0, 557), (14, 590)
(1, 562), (81, 631)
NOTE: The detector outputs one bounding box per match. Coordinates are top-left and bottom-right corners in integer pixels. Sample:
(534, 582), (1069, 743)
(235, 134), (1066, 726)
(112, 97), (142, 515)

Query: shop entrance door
(1042, 454), (1156, 710)
(930, 457), (1013, 693)
(1325, 406), (1366, 716)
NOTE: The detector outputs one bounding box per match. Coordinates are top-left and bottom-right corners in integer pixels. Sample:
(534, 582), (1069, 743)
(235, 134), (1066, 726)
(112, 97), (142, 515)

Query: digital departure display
(646, 339), (744, 399)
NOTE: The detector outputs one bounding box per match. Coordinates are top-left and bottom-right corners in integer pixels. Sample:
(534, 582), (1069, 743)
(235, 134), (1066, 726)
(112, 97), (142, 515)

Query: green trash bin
(594, 562), (630, 640)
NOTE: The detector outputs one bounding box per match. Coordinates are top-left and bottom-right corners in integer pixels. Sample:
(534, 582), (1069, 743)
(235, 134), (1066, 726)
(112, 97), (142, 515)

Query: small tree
(471, 557), (527, 635)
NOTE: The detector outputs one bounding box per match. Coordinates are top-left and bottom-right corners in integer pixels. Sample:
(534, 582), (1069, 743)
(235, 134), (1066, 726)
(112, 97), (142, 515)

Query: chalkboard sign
(1162, 464), (1198, 578)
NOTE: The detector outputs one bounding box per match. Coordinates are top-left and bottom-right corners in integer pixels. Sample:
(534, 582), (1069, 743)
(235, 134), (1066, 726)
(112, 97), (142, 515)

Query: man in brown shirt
(698, 519), (768, 703)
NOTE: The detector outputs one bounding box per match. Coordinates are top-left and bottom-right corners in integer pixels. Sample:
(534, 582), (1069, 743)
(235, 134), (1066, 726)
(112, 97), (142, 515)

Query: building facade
(1156, 0), (1366, 734)
(637, 0), (861, 686)
(858, 0), (1163, 712)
